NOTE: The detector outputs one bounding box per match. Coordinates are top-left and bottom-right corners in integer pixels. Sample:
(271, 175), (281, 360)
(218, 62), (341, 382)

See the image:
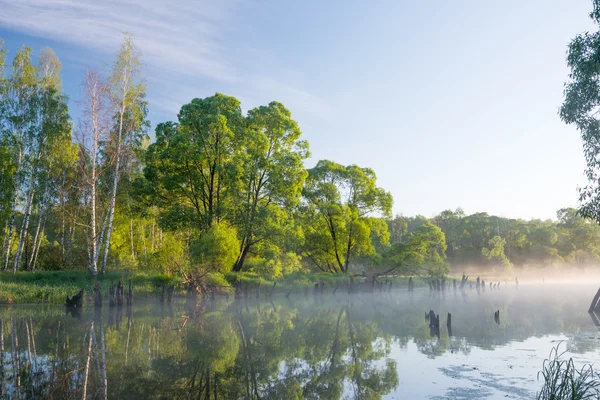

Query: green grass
(537, 343), (600, 400)
(0, 270), (179, 304)
(0, 270), (432, 304)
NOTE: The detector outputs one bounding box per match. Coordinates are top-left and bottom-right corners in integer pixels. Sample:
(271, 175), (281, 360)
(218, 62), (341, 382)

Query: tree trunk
(31, 218), (46, 271)
(233, 242), (251, 272)
(13, 184), (35, 273)
(2, 151), (22, 271)
(102, 150), (120, 274)
(129, 218), (135, 260)
(27, 212), (43, 270)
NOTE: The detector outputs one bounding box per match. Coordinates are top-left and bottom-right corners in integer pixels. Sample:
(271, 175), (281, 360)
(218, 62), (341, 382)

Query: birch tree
(102, 34), (147, 274)
(78, 70), (111, 276)
(12, 47), (70, 272)
(2, 47), (37, 271)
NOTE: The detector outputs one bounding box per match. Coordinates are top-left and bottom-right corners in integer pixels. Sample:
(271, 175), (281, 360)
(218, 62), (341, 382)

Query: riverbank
(0, 270), (430, 304)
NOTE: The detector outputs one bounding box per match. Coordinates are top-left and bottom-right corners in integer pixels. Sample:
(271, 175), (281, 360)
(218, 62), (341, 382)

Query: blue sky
(0, 0), (594, 220)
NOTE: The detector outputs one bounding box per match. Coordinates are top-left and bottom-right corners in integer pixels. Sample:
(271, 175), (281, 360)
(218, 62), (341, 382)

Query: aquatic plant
(537, 343), (600, 400)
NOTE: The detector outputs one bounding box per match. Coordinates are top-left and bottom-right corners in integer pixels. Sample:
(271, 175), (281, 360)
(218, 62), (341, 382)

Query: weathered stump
(167, 285), (174, 303)
(333, 283), (340, 294)
(126, 280), (133, 306)
(589, 288), (600, 313)
(66, 288), (84, 308)
(109, 284), (116, 307)
(94, 281), (102, 308)
(117, 281), (124, 307)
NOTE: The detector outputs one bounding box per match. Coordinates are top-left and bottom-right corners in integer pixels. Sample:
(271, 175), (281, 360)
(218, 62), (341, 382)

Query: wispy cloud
(0, 0), (326, 119)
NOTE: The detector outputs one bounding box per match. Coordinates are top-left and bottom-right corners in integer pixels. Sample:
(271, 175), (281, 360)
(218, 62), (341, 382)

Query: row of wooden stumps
(92, 280), (133, 308)
(425, 310), (451, 338)
(231, 278), (396, 301)
(160, 285), (175, 304)
(426, 274), (508, 293)
(426, 309), (500, 337)
(234, 281), (277, 300)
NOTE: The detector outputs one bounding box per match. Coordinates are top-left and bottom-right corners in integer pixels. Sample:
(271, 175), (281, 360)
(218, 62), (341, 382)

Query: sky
(0, 0), (594, 221)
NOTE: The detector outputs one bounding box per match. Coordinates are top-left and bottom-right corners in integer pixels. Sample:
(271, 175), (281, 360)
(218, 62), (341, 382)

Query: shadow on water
(0, 284), (599, 398)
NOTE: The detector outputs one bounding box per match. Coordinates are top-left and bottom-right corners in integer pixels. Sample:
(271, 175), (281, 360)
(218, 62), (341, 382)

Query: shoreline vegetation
(0, 270), (434, 304)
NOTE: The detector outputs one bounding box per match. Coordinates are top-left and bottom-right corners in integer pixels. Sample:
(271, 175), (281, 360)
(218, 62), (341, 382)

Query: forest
(1, 36), (600, 284)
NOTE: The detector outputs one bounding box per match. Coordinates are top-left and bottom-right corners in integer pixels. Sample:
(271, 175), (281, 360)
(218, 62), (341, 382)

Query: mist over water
(0, 283), (599, 399)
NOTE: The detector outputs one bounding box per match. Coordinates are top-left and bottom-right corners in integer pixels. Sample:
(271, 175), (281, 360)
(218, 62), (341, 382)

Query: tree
(560, 0), (600, 222)
(482, 235), (512, 268)
(384, 222), (448, 277)
(1, 46), (37, 271)
(1, 46), (71, 272)
(302, 160), (393, 273)
(190, 222), (240, 273)
(102, 34), (148, 274)
(143, 94), (243, 232)
(77, 70), (111, 276)
(231, 101), (309, 271)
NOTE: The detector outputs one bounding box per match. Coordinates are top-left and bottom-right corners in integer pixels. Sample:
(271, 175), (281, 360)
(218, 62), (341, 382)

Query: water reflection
(0, 285), (599, 399)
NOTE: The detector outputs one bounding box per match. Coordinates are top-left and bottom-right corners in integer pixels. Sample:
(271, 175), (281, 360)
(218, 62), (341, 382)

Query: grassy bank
(0, 270), (431, 304)
(0, 271), (177, 304)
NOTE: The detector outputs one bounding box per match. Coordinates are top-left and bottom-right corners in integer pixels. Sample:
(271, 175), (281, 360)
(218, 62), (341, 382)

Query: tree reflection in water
(0, 285), (598, 399)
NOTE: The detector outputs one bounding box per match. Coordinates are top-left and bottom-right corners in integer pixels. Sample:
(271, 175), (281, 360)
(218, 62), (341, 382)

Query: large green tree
(231, 101), (309, 271)
(302, 160), (393, 273)
(560, 0), (600, 222)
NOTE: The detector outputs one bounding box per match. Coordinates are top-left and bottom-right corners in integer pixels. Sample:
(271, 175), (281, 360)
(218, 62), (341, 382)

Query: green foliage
(302, 160), (393, 273)
(382, 222), (448, 277)
(190, 222), (240, 273)
(482, 236), (512, 268)
(560, 1), (600, 223)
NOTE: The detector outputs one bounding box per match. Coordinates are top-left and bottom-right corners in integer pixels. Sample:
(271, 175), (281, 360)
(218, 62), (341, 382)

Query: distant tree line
(1, 36), (600, 280)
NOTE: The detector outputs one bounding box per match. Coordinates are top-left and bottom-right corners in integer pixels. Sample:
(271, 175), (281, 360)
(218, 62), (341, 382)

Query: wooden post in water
(109, 284), (116, 307)
(167, 286), (174, 303)
(447, 313), (452, 336)
(127, 280), (133, 306)
(117, 281), (124, 307)
(94, 281), (102, 308)
(589, 288), (600, 313)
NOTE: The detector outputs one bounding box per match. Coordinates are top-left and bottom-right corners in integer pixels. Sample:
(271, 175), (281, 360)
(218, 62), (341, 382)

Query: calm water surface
(1, 283), (599, 399)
